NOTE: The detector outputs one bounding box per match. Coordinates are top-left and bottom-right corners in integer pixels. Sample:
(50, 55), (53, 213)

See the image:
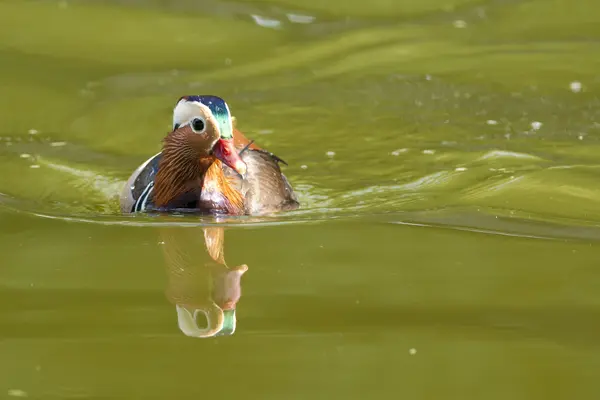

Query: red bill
(213, 138), (247, 178)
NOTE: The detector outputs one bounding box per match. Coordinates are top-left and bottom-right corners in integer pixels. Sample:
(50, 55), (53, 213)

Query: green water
(1, 0), (600, 398)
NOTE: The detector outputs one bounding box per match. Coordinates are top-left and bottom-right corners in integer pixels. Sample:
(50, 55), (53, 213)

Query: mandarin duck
(120, 95), (299, 215)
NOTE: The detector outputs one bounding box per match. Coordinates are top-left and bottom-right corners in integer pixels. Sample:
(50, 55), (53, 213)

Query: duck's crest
(175, 95), (233, 139)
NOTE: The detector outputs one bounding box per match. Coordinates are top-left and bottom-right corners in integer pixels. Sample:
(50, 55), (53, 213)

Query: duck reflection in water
(159, 226), (247, 338)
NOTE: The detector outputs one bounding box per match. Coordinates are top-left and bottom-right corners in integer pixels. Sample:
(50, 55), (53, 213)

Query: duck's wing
(119, 152), (162, 213)
(227, 149), (299, 215)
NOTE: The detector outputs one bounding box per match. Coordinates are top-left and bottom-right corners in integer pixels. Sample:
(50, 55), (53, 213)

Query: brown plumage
(150, 125), (297, 215)
(153, 125), (209, 207)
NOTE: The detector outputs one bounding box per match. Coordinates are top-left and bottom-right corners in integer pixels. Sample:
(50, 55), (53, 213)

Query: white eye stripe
(172, 100), (211, 131)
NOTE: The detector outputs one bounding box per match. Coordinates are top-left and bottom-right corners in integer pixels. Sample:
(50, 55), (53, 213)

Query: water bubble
(530, 121), (543, 130)
(486, 119), (498, 125)
(286, 14), (315, 24)
(300, 165), (308, 169)
(30, 165), (40, 169)
(453, 20), (467, 28)
(50, 141), (67, 147)
(20, 153), (31, 159)
(409, 348), (417, 355)
(570, 81), (582, 93)
(422, 149), (435, 155)
(391, 148), (408, 156)
(455, 167), (467, 172)
(251, 15), (282, 29)
(326, 151), (336, 157)
(28, 129), (38, 135)
(8, 389), (28, 397)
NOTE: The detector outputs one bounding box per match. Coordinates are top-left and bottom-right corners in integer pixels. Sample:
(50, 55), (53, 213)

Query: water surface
(1, 0), (600, 398)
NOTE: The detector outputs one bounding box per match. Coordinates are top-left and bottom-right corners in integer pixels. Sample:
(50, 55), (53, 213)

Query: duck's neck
(153, 131), (244, 214)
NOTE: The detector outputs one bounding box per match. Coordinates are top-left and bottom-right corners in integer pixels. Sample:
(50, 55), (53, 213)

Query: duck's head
(171, 95), (247, 177)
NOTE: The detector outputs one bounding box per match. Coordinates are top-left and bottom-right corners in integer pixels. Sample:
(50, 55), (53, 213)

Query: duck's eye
(191, 117), (206, 133)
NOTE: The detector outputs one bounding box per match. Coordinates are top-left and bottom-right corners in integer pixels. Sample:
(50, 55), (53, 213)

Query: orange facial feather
(202, 159), (245, 214)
